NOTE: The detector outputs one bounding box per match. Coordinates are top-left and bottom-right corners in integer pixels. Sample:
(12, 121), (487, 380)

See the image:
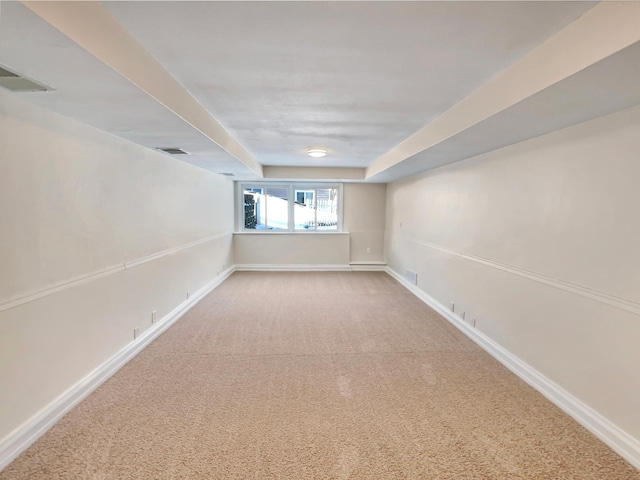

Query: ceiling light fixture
(307, 147), (328, 158)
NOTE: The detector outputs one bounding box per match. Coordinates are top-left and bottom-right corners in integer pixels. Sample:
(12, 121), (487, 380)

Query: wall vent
(157, 147), (188, 155)
(405, 269), (418, 285)
(0, 64), (53, 93)
(0, 66), (17, 78)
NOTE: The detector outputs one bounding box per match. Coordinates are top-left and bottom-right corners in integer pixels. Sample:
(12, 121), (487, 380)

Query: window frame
(238, 182), (343, 233)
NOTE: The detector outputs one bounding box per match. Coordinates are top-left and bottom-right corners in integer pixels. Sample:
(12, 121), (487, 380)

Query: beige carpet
(2, 271), (638, 479)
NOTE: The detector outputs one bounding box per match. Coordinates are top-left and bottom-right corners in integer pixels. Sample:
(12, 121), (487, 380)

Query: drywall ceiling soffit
(262, 166), (366, 182)
(366, 1), (640, 182)
(368, 39), (640, 183)
(6, 1), (638, 183)
(5, 1), (261, 179)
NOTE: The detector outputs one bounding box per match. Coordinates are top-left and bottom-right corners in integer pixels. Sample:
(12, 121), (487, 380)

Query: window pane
(316, 188), (338, 230)
(265, 187), (288, 230)
(243, 188), (262, 229)
(294, 189), (315, 230)
(294, 188), (338, 230)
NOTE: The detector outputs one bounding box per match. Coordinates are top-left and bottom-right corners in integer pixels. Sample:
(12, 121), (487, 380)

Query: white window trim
(238, 183), (343, 233)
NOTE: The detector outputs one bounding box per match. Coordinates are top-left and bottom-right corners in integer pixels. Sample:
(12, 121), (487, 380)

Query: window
(240, 183), (342, 232)
(243, 186), (289, 230)
(294, 187), (339, 231)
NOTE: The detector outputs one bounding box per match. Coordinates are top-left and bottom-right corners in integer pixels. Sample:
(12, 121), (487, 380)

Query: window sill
(234, 231), (349, 235)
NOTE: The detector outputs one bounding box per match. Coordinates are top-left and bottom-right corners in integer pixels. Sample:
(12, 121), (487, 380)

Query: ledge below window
(233, 231), (350, 235)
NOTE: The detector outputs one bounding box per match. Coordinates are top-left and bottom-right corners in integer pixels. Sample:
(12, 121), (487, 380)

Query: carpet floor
(2, 271), (638, 479)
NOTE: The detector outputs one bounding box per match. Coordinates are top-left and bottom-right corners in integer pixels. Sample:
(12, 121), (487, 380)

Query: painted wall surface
(343, 183), (386, 263)
(234, 183), (386, 266)
(385, 104), (640, 442)
(0, 92), (234, 443)
(234, 233), (350, 266)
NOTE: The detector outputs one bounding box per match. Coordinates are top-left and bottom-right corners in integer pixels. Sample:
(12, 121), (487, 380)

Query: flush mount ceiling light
(307, 147), (328, 158)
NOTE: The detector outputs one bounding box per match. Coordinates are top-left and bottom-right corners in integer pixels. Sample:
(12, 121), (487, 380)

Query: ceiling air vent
(220, 173), (235, 177)
(157, 147), (188, 155)
(0, 64), (53, 93)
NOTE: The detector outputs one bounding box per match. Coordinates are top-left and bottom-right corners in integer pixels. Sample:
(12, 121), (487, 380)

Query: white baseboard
(234, 263), (387, 272)
(349, 261), (387, 271)
(350, 265), (387, 271)
(0, 266), (235, 472)
(385, 267), (640, 471)
(234, 264), (352, 271)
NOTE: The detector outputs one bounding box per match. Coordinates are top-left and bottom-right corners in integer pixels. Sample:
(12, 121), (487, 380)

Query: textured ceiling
(2, 1), (639, 182)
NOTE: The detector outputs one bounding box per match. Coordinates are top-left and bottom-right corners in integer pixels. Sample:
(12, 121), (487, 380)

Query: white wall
(234, 233), (350, 266)
(0, 92), (234, 445)
(234, 183), (386, 266)
(385, 104), (640, 448)
(343, 183), (386, 263)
